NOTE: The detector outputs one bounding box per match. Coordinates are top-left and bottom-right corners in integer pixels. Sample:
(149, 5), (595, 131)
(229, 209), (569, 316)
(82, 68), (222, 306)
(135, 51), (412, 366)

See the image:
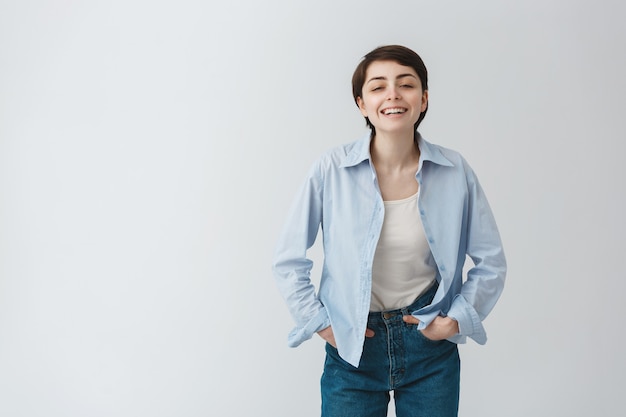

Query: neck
(370, 129), (420, 172)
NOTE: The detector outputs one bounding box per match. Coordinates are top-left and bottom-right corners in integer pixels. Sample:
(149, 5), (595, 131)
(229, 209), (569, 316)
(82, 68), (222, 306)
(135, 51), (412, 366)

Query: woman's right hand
(317, 326), (375, 348)
(317, 326), (337, 347)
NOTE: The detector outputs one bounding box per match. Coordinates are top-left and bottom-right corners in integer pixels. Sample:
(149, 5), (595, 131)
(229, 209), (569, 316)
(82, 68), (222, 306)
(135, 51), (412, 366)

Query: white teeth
(383, 108), (406, 115)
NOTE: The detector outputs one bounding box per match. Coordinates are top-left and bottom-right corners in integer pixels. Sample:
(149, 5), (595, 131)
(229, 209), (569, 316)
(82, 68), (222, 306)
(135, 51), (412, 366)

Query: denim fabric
(321, 283), (460, 417)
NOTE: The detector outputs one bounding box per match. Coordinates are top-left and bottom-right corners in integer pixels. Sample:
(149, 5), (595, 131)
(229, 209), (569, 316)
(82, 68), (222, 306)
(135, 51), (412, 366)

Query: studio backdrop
(1, 1), (624, 416)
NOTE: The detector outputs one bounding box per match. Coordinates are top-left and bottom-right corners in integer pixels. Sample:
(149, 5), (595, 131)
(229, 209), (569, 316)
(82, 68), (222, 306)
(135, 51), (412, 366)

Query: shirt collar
(339, 132), (372, 168)
(416, 132), (454, 167)
(340, 131), (454, 168)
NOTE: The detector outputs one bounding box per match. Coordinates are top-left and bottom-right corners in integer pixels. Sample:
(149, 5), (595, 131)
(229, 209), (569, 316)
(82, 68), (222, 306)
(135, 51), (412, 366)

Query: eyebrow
(366, 73), (418, 84)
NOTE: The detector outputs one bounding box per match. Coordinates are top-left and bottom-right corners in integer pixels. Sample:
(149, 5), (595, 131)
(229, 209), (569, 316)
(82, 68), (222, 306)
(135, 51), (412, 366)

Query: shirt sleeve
(446, 160), (507, 344)
(272, 159), (330, 347)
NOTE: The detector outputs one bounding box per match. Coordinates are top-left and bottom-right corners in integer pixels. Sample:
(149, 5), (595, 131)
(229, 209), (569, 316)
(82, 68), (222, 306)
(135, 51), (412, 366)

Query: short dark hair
(351, 45), (429, 134)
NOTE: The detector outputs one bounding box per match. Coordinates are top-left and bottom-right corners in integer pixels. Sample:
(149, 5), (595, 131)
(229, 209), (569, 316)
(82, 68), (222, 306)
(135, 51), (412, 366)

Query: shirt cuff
(446, 294), (487, 345)
(286, 307), (331, 348)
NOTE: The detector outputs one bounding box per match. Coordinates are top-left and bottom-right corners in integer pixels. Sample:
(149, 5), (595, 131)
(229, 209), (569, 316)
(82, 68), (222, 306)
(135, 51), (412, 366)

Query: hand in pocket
(402, 315), (459, 341)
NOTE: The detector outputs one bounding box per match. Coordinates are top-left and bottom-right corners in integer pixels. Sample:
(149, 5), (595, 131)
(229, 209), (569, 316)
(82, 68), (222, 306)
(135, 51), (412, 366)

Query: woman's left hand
(402, 315), (459, 341)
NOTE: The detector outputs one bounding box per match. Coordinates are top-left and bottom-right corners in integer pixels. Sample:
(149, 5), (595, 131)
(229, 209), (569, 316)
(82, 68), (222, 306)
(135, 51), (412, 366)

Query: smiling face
(356, 60), (428, 137)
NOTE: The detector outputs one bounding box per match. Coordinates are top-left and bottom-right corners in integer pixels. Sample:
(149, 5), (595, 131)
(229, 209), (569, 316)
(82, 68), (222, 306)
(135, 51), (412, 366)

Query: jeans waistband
(368, 280), (438, 323)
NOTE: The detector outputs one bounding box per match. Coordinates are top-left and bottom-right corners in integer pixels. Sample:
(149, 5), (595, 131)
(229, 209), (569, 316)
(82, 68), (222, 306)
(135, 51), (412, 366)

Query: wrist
(446, 317), (459, 335)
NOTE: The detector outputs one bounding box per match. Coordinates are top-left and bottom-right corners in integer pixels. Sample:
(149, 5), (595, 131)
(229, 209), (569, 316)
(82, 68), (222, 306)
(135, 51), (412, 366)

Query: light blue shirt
(273, 132), (506, 367)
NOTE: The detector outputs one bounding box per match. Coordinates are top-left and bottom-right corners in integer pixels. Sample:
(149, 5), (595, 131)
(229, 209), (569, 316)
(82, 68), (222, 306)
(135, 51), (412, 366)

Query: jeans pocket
(415, 328), (445, 344)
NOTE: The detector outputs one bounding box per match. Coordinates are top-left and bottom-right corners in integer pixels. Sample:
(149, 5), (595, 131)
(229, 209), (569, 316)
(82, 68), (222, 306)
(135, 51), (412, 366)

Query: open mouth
(381, 107), (407, 115)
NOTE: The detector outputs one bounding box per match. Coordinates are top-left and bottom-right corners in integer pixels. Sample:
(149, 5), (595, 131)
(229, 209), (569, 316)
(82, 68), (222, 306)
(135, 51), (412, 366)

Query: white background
(1, 1), (625, 416)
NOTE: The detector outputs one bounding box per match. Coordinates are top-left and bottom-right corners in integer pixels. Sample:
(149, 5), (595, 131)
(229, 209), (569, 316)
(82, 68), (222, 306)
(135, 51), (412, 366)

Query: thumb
(365, 328), (375, 338)
(402, 315), (420, 325)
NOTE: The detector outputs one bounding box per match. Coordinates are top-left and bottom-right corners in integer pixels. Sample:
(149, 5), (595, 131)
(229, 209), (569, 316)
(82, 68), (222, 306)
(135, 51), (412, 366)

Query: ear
(421, 90), (429, 112)
(357, 97), (368, 117)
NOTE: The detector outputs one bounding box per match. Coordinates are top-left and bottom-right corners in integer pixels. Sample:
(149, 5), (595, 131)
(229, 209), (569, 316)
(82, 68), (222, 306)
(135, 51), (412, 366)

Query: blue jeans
(321, 283), (460, 417)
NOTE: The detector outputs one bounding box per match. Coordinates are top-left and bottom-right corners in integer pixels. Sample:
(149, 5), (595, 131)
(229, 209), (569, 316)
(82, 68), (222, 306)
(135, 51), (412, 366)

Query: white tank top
(370, 191), (437, 311)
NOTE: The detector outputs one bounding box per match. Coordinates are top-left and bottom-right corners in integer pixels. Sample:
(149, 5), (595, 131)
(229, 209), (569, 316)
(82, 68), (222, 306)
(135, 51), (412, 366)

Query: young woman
(273, 45), (506, 417)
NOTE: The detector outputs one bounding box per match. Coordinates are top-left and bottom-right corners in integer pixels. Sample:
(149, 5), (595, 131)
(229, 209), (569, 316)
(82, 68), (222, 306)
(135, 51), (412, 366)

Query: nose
(386, 86), (401, 100)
